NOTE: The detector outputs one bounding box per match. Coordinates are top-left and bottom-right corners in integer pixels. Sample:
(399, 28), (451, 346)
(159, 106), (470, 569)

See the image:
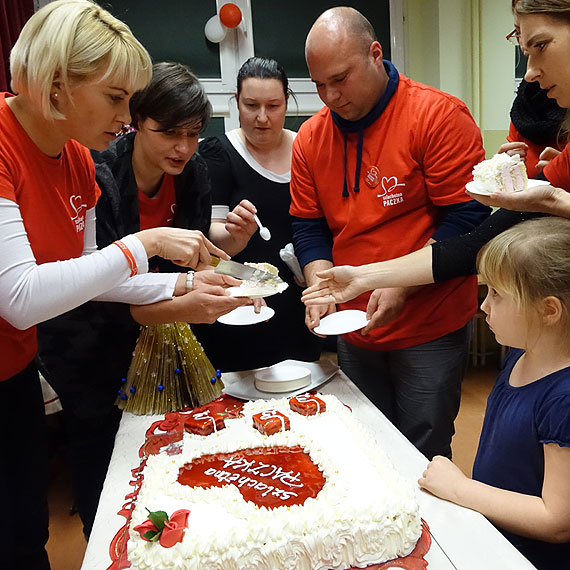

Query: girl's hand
(301, 266), (369, 306)
(466, 183), (562, 213)
(418, 456), (467, 503)
(497, 141), (528, 161)
(136, 228), (229, 270)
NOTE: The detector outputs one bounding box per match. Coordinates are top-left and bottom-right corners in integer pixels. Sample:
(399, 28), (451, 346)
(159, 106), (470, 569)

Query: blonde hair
(10, 0), (152, 120)
(477, 217), (570, 335)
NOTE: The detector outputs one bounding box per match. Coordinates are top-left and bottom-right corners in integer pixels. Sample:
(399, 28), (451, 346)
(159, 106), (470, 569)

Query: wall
(406, 0), (515, 156)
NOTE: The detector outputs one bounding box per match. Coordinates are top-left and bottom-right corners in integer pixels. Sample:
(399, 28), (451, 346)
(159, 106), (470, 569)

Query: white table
(82, 361), (536, 570)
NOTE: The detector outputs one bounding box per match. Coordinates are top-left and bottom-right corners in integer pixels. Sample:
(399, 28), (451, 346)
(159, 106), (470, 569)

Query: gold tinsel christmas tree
(116, 322), (223, 415)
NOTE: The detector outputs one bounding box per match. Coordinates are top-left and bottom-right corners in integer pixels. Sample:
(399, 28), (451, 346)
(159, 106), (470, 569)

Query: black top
(36, 132), (212, 417)
(193, 133), (322, 372)
(432, 208), (543, 282)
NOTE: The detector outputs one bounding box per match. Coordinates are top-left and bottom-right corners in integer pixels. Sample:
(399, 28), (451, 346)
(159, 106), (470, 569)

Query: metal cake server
(210, 256), (285, 285)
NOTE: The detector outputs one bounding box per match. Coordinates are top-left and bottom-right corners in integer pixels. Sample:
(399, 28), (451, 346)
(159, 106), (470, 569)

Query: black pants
(59, 403), (122, 538)
(0, 362), (51, 569)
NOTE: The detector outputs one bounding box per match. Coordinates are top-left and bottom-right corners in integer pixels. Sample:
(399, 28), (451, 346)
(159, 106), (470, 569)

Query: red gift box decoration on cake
(289, 393), (327, 416)
(252, 409), (290, 435)
(184, 410), (225, 436)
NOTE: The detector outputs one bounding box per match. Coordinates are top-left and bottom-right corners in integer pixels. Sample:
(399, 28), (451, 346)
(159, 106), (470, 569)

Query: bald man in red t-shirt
(290, 7), (490, 459)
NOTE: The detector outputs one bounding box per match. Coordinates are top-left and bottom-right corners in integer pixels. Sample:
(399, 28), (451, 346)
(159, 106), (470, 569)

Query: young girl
(418, 216), (570, 570)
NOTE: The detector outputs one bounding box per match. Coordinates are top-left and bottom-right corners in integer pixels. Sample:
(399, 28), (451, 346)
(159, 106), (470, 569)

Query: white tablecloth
(82, 360), (536, 570)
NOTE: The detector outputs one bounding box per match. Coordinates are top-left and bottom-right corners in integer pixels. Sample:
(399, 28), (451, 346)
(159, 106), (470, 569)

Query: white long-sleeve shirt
(0, 197), (178, 330)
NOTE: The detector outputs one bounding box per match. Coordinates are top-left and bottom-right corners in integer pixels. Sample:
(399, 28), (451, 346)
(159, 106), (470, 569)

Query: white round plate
(313, 310), (369, 336)
(217, 305), (275, 326)
(227, 281), (289, 299)
(465, 178), (550, 196)
(254, 365), (311, 393)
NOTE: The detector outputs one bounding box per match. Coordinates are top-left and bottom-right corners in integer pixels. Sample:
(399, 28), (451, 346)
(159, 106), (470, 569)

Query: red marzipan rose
(159, 509), (190, 548)
(133, 518), (158, 540)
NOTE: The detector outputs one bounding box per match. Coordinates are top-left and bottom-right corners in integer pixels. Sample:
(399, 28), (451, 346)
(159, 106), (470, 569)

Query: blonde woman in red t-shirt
(0, 2), (245, 568)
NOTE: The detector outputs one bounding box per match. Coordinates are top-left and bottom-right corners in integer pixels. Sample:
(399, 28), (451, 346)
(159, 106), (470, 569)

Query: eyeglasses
(506, 28), (520, 46)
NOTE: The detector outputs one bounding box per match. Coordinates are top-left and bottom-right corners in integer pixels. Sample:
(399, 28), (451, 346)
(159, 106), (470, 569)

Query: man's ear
(369, 40), (383, 65)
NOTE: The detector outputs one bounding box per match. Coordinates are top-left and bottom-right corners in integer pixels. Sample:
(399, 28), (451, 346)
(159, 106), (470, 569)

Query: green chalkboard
(105, 1), (391, 80)
(251, 1), (391, 77)
(105, 0), (221, 77)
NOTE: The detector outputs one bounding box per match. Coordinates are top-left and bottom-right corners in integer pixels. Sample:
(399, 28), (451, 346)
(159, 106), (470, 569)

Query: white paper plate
(217, 305), (275, 326)
(254, 365), (311, 393)
(222, 359), (339, 401)
(465, 178), (550, 196)
(313, 310), (369, 336)
(228, 281), (289, 299)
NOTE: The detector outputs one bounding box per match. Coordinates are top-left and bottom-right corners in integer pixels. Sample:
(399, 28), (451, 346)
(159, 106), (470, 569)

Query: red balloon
(219, 3), (242, 28)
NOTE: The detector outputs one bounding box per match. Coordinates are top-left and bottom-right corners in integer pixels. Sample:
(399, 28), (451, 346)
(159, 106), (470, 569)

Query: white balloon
(205, 15), (227, 43)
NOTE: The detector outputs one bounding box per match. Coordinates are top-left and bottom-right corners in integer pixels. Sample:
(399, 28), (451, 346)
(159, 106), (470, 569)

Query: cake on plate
(229, 261), (289, 298)
(125, 393), (422, 570)
(472, 152), (528, 193)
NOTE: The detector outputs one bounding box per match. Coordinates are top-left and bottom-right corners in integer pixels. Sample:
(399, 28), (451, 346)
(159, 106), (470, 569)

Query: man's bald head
(304, 7), (387, 121)
(306, 7), (377, 58)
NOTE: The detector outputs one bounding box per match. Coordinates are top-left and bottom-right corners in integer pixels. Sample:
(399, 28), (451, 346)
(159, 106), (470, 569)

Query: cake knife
(210, 256), (285, 285)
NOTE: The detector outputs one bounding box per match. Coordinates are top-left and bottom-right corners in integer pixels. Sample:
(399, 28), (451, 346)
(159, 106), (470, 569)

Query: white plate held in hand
(465, 178), (551, 196)
(313, 310), (369, 335)
(217, 305), (274, 326)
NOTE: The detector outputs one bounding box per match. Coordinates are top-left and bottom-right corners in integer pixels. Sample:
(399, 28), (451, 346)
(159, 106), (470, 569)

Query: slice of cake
(472, 152), (528, 193)
(229, 261), (289, 298)
(127, 394), (421, 570)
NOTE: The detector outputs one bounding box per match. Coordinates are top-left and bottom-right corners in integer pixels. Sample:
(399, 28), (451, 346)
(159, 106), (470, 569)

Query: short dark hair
(236, 57), (291, 100)
(129, 62), (211, 132)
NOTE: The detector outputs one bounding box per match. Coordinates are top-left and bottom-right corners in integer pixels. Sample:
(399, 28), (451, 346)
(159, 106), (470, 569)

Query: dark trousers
(0, 362), (51, 570)
(337, 323), (470, 459)
(59, 403), (122, 538)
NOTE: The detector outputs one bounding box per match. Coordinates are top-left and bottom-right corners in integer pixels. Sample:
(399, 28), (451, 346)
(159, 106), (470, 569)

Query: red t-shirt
(543, 142), (570, 189)
(290, 74), (485, 351)
(508, 122), (565, 180)
(138, 174), (176, 231)
(0, 93), (99, 380)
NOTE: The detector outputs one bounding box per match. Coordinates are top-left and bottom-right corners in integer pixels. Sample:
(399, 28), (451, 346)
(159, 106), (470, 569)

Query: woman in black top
(193, 57), (323, 371)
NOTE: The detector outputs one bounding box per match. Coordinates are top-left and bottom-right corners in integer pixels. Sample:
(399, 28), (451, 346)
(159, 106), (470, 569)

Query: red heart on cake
(177, 445), (325, 509)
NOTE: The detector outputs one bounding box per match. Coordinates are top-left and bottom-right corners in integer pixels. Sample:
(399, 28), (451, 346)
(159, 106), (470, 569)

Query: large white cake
(472, 152), (528, 193)
(127, 393), (421, 570)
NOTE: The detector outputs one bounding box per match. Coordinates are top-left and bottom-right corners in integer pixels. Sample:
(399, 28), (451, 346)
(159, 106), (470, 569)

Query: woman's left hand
(418, 456), (467, 503)
(193, 269), (267, 312)
(466, 183), (563, 214)
(193, 269), (241, 290)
